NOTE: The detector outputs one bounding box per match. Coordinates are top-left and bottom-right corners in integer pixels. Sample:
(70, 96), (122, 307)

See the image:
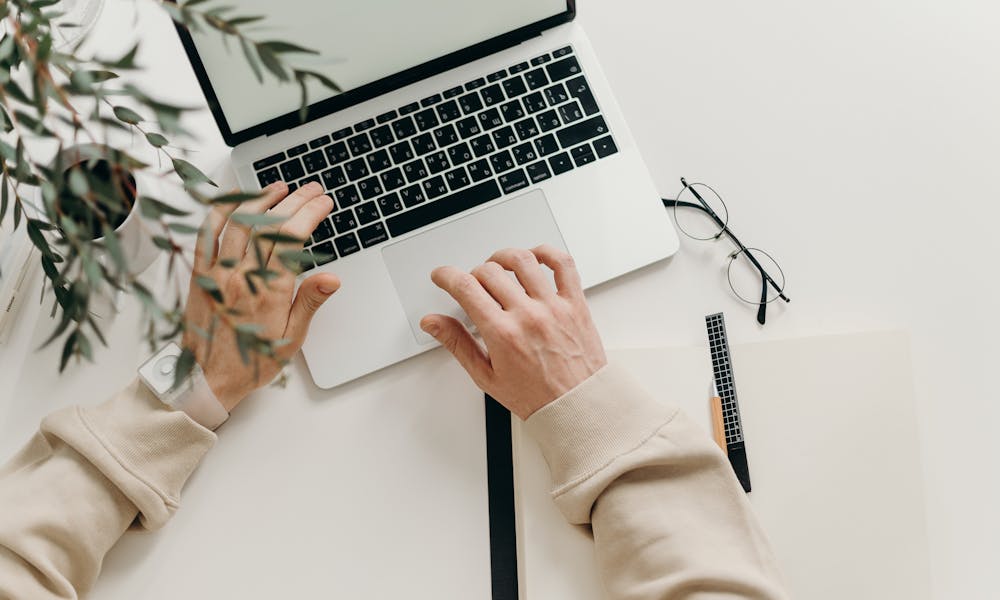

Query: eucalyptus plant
(0, 0), (339, 381)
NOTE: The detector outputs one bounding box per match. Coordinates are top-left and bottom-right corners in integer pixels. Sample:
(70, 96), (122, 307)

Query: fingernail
(421, 321), (439, 337)
(319, 284), (337, 295)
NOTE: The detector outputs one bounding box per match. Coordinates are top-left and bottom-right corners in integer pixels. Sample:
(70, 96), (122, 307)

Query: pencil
(710, 383), (727, 454)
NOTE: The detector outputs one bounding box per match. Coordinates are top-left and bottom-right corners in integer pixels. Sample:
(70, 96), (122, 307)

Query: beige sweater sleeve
(525, 364), (789, 600)
(0, 380), (215, 600)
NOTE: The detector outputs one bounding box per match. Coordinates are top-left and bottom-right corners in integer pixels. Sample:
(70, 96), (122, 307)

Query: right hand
(420, 245), (607, 420)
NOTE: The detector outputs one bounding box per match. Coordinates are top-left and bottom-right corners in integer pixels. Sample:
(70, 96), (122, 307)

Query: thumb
(285, 273), (341, 350)
(420, 314), (493, 387)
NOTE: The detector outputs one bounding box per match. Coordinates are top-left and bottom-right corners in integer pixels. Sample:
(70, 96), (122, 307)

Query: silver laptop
(177, 1), (679, 389)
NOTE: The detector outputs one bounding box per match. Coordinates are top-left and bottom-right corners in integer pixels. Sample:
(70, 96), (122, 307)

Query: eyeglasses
(663, 178), (790, 325)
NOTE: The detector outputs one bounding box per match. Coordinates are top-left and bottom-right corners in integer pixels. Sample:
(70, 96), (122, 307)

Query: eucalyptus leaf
(144, 131), (169, 147)
(212, 191), (260, 204)
(172, 347), (196, 390)
(230, 212), (284, 226)
(112, 105), (143, 125)
(171, 158), (217, 187)
(59, 331), (78, 372)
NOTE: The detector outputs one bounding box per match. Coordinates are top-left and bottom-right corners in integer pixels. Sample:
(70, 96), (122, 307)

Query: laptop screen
(187, 0), (570, 141)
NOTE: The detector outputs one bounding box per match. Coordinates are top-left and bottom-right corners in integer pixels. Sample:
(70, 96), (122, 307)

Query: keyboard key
(380, 167), (407, 191)
(490, 150), (516, 174)
(459, 92), (484, 115)
(412, 133), (436, 155)
(425, 151), (450, 175)
(335, 232), (361, 257)
(499, 169), (529, 194)
(301, 150), (328, 174)
(358, 222), (389, 248)
(344, 158), (369, 181)
(559, 102), (584, 125)
(594, 135), (619, 158)
(367, 149), (392, 173)
(566, 75), (600, 115)
(332, 127), (353, 140)
(514, 117), (539, 141)
(389, 140), (414, 164)
(535, 134), (559, 158)
(402, 158), (429, 183)
(311, 217), (334, 244)
(257, 167), (280, 187)
(433, 124), (459, 147)
(480, 84), (505, 107)
(321, 166), (347, 190)
(556, 115), (609, 148)
(370, 125), (394, 148)
(502, 76), (528, 98)
(470, 134), (496, 158)
(287, 144), (308, 157)
(487, 69), (507, 82)
(332, 210), (358, 234)
(348, 133), (373, 156)
(400, 185), (426, 208)
(465, 77), (486, 91)
(546, 56), (582, 81)
(312, 241), (336, 266)
(492, 126), (518, 150)
(309, 135), (331, 149)
(537, 110), (562, 132)
(500, 99), (525, 123)
(531, 54), (551, 66)
(468, 158), (493, 182)
(414, 108), (439, 131)
(445, 167), (470, 191)
(448, 142), (474, 165)
(544, 83), (569, 106)
(571, 144), (597, 167)
(511, 142), (538, 165)
(335, 185), (361, 207)
(358, 176), (384, 200)
(422, 175), (449, 200)
(287, 182), (298, 193)
(392, 116), (417, 139)
(436, 100), (462, 123)
(549, 152), (573, 175)
(355, 201), (381, 225)
(455, 116), (482, 139)
(444, 86), (464, 99)
(526, 161), (552, 184)
(377, 110), (398, 124)
(378, 192), (404, 216)
(354, 118), (376, 132)
(299, 174), (320, 188)
(553, 46), (573, 58)
(399, 102), (420, 115)
(523, 92), (547, 114)
(524, 68), (549, 90)
(253, 152), (285, 170)
(509, 62), (530, 74)
(479, 108), (504, 132)
(325, 141), (350, 165)
(280, 159), (305, 181)
(420, 93), (442, 107)
(386, 180), (502, 237)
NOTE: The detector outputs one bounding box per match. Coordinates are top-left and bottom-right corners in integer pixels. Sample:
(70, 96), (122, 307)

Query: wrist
(138, 343), (230, 430)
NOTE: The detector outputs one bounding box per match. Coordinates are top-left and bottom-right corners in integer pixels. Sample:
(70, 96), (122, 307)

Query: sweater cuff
(41, 379), (217, 530)
(523, 363), (678, 495)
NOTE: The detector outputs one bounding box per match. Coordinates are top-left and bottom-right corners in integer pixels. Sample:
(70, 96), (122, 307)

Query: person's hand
(420, 246), (607, 419)
(182, 181), (340, 412)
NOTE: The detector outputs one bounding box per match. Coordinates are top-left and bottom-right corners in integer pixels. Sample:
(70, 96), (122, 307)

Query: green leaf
(259, 40), (316, 55)
(108, 43), (139, 69)
(0, 106), (12, 133)
(112, 105), (143, 125)
(239, 37), (264, 83)
(172, 347), (196, 391)
(235, 323), (263, 335)
(152, 235), (174, 251)
(195, 275), (224, 303)
(144, 131), (169, 147)
(59, 331), (78, 372)
(140, 196), (189, 219)
(0, 172), (7, 223)
(167, 222), (200, 234)
(257, 232), (304, 244)
(171, 158), (216, 188)
(295, 73), (309, 122)
(230, 212), (284, 226)
(101, 224), (128, 274)
(77, 332), (93, 362)
(299, 70), (342, 93)
(257, 47), (287, 81)
(26, 219), (54, 258)
(212, 191), (260, 204)
(278, 249), (316, 272)
(218, 257), (239, 268)
(67, 167), (89, 195)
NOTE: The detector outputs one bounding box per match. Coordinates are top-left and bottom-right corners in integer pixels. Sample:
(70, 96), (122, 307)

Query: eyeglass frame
(662, 178), (790, 325)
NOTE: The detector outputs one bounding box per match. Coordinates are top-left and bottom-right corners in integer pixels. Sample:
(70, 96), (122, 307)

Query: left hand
(182, 181), (340, 411)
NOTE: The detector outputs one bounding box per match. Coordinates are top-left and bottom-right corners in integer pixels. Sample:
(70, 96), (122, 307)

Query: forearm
(525, 364), (788, 600)
(0, 380), (215, 599)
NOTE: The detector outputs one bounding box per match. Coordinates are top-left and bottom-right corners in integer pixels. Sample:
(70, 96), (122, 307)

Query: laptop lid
(174, 0), (576, 147)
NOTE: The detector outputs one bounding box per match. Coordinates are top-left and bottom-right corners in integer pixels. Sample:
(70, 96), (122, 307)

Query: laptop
(176, 0), (679, 389)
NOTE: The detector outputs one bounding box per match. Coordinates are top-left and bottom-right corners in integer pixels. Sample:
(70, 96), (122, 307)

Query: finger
(254, 182), (328, 265)
(532, 244), (584, 300)
(420, 314), (493, 386)
(194, 202), (239, 271)
(218, 181), (290, 260)
(471, 261), (528, 310)
(430, 266), (504, 326)
(283, 272), (341, 353)
(488, 248), (554, 299)
(264, 192), (335, 272)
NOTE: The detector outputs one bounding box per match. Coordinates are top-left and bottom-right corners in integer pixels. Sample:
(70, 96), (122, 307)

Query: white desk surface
(1, 1), (998, 598)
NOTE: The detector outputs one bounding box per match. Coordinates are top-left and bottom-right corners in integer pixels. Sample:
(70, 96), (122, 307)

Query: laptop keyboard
(252, 45), (619, 271)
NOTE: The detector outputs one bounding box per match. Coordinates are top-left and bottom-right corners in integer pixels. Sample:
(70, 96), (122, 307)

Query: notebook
(513, 331), (932, 599)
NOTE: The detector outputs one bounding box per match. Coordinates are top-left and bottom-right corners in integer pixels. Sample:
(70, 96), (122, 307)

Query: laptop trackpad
(382, 190), (568, 345)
